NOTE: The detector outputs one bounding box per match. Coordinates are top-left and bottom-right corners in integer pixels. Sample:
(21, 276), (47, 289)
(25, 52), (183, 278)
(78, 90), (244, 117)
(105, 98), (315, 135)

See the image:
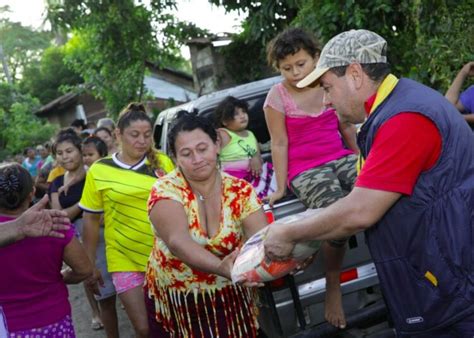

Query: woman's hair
(266, 27), (321, 70)
(168, 110), (218, 158)
(117, 102), (161, 172)
(70, 118), (87, 130)
(94, 126), (113, 138)
(0, 163), (33, 211)
(97, 117), (116, 131)
(213, 96), (249, 127)
(83, 136), (108, 157)
(52, 128), (83, 156)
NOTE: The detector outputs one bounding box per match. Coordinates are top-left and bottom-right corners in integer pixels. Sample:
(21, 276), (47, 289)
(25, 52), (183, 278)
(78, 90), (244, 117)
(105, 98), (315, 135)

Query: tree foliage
(0, 7), (52, 83)
(20, 46), (83, 104)
(47, 1), (163, 116)
(214, 0), (473, 90)
(294, 0), (474, 91)
(46, 0), (209, 116)
(0, 83), (57, 160)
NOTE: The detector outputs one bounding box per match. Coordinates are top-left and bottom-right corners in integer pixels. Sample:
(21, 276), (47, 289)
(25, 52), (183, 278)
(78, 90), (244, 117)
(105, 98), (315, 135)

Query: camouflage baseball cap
(297, 29), (387, 88)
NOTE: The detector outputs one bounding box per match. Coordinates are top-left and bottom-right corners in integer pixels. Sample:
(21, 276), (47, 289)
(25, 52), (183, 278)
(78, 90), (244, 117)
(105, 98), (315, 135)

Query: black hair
(52, 128), (83, 156)
(266, 27), (321, 70)
(83, 136), (108, 157)
(71, 118), (87, 130)
(330, 63), (391, 82)
(94, 126), (113, 137)
(117, 102), (161, 172)
(168, 110), (218, 158)
(0, 163), (33, 211)
(213, 96), (249, 127)
(23, 147), (34, 156)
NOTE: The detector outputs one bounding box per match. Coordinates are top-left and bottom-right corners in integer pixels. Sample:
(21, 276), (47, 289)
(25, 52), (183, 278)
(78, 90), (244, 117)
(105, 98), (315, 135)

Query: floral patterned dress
(146, 170), (262, 337)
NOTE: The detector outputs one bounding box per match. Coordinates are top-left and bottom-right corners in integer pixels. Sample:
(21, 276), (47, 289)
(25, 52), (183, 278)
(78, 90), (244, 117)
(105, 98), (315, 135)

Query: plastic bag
(231, 208), (322, 283)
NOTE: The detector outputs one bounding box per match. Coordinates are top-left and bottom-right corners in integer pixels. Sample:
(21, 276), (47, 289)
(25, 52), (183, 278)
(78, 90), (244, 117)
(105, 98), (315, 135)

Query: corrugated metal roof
(144, 75), (197, 102)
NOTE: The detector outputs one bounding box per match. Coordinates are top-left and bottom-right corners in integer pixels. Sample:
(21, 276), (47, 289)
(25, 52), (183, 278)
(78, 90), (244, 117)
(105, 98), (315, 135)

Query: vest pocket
(375, 257), (465, 333)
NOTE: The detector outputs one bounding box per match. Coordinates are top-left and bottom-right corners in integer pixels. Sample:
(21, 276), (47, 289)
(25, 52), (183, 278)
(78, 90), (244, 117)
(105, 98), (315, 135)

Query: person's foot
(324, 283), (346, 329)
(91, 317), (104, 330)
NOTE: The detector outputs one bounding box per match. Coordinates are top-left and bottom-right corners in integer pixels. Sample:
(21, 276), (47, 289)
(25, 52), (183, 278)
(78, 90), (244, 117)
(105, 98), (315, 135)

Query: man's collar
(363, 74), (399, 116)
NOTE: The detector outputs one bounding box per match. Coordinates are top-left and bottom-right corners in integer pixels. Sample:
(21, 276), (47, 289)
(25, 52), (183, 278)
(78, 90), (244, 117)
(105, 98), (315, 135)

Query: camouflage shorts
(290, 154), (357, 247)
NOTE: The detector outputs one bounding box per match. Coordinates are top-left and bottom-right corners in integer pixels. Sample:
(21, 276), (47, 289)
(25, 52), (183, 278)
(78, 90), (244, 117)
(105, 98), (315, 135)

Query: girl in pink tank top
(264, 28), (359, 330)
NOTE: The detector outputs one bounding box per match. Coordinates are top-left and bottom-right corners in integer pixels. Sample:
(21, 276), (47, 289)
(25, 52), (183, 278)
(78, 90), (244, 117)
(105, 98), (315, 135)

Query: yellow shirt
(79, 152), (174, 272)
(47, 166), (65, 183)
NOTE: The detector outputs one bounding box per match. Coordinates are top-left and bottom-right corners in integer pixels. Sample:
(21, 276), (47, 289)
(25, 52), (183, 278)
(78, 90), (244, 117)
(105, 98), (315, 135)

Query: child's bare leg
(323, 240), (346, 329)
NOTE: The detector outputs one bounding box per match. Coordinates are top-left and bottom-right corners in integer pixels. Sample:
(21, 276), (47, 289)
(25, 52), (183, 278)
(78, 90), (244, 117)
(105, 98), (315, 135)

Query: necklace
(192, 172), (221, 202)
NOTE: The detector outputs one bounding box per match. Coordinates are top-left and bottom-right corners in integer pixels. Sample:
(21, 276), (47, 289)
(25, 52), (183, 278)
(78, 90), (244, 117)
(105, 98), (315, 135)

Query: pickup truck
(154, 76), (389, 337)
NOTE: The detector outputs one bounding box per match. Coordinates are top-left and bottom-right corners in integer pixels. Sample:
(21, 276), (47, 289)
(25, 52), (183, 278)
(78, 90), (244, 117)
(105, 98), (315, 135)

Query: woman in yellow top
(79, 103), (174, 338)
(145, 112), (268, 337)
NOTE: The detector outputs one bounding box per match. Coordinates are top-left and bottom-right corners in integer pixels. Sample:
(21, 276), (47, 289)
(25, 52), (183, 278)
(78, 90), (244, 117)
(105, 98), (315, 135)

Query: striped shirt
(79, 152), (174, 272)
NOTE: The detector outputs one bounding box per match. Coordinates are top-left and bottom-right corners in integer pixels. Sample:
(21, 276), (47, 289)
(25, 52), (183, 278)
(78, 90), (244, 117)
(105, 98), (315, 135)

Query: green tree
(0, 83), (57, 160)
(47, 0), (203, 116)
(20, 45), (83, 104)
(0, 6), (52, 83)
(209, 0), (473, 90)
(294, 0), (474, 91)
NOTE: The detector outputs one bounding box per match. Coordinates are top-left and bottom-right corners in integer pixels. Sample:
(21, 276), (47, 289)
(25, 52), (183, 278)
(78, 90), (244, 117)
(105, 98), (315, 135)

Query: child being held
(214, 96), (276, 199)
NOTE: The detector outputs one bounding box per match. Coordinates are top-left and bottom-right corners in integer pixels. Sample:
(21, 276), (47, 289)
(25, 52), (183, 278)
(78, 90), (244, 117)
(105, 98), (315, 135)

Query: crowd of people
(0, 26), (473, 338)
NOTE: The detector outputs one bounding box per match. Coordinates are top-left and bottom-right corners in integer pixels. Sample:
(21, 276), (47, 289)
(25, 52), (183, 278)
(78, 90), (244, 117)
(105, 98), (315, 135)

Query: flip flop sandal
(91, 319), (104, 330)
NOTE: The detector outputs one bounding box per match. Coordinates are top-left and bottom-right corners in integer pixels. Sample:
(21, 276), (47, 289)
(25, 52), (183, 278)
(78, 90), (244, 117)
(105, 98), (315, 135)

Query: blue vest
(357, 78), (474, 334)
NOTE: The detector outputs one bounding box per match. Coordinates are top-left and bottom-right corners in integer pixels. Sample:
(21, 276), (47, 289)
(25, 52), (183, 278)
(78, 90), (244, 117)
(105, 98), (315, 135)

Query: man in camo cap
(264, 29), (474, 336)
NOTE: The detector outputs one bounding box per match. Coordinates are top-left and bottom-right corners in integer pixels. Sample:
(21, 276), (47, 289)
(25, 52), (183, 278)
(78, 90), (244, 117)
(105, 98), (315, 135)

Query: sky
(0, 0), (246, 57)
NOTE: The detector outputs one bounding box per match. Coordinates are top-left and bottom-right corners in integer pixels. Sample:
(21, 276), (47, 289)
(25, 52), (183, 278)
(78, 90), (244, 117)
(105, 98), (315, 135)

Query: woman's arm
(51, 192), (82, 220)
(150, 199), (236, 279)
(339, 121), (359, 154)
(264, 106), (288, 206)
(445, 61), (474, 112)
(62, 237), (93, 284)
(242, 208), (268, 240)
(82, 212), (101, 263)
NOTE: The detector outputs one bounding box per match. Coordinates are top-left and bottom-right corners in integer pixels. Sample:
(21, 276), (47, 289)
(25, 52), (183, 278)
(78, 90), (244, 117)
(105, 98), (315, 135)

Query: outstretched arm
(445, 61), (474, 113)
(264, 187), (401, 260)
(150, 199), (238, 280)
(0, 195), (70, 248)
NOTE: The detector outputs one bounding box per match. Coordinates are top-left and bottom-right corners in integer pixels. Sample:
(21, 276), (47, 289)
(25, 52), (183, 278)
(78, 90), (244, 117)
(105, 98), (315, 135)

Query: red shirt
(355, 95), (442, 195)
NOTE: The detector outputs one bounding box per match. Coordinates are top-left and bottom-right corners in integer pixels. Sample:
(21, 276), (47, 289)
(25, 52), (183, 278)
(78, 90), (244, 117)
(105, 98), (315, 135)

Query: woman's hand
(263, 189), (285, 208)
(17, 195), (70, 239)
(217, 249), (240, 280)
(84, 268), (104, 296)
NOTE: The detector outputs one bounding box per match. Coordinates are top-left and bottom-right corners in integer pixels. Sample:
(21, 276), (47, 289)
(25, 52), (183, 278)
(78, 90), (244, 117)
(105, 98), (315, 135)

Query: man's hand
(16, 195), (70, 239)
(264, 223), (296, 261)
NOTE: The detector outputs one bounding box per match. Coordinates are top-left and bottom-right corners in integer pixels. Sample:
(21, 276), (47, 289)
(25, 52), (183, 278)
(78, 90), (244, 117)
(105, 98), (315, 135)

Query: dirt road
(68, 283), (133, 337)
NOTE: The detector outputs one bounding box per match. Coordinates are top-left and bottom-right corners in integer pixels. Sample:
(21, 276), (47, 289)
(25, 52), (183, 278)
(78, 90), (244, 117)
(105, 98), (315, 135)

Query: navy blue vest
(357, 78), (474, 334)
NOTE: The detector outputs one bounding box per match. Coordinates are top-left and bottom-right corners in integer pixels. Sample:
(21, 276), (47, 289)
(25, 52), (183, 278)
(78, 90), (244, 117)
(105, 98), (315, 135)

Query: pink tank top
(265, 83), (353, 182)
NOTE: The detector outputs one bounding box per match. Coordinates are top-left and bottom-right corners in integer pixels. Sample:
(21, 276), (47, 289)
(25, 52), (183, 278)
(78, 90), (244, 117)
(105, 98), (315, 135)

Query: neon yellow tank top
(219, 128), (258, 162)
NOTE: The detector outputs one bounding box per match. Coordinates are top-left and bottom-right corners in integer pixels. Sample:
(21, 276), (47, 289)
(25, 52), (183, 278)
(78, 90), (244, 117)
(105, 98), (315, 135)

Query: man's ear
(347, 63), (364, 89)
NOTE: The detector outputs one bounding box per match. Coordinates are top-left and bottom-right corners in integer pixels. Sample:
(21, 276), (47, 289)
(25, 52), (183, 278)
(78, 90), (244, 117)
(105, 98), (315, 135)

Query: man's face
(320, 68), (366, 124)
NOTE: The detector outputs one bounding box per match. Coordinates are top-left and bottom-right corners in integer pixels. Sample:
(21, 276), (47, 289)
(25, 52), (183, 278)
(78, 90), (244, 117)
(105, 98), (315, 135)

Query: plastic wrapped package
(231, 208), (322, 283)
